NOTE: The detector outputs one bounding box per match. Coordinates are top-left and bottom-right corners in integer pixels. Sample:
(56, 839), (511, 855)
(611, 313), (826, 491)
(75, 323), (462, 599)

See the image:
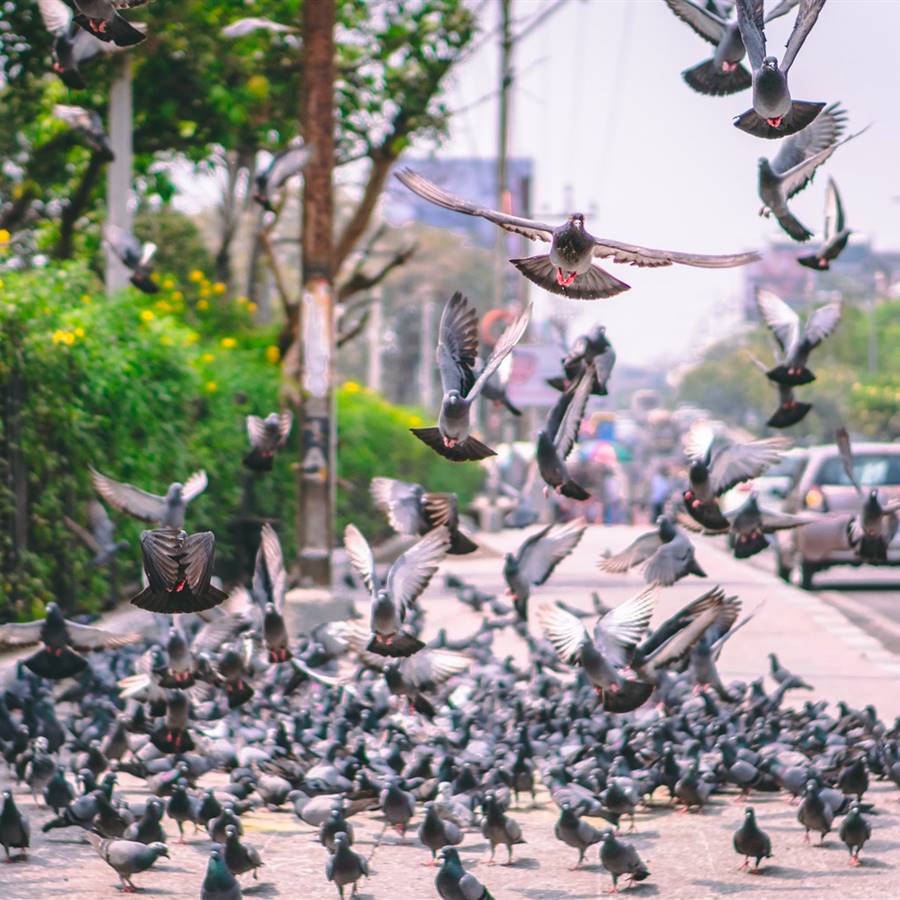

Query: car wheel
(800, 561), (816, 591)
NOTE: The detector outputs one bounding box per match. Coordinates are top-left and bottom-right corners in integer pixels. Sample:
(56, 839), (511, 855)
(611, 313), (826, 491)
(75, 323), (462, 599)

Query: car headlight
(804, 486), (827, 512)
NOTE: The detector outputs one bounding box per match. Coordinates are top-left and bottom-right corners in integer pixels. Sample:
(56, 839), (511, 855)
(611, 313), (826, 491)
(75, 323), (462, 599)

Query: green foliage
(133, 208), (213, 286)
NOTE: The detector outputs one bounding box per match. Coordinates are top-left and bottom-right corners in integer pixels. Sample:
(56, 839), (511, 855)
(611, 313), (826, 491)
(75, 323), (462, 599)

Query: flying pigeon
(757, 104), (866, 242)
(63, 500), (129, 567)
(662, 0), (799, 96)
(71, 0), (149, 48)
(244, 411), (293, 471)
(600, 516), (706, 586)
(222, 17), (299, 39)
(744, 350), (812, 428)
(396, 168), (759, 300)
(53, 105), (114, 160)
(798, 178), (851, 269)
(90, 466), (207, 528)
(411, 293), (531, 461)
(249, 523), (292, 662)
(479, 354), (522, 416)
(253, 143), (312, 212)
(756, 290), (842, 384)
(547, 325), (616, 397)
(103, 225), (159, 294)
(344, 523), (450, 656)
(131, 528), (229, 614)
(503, 519), (587, 620)
(370, 477), (478, 554)
(733, 0), (827, 138)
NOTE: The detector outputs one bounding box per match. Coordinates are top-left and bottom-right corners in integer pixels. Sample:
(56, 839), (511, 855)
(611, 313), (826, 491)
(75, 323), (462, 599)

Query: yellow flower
(220, 337), (237, 349)
(201, 352), (215, 363)
(0, 229), (10, 246)
(171, 290), (184, 302)
(189, 269), (204, 283)
(162, 277), (176, 290)
(199, 285), (211, 298)
(140, 309), (154, 322)
(247, 302), (258, 314)
(197, 299), (209, 311)
(408, 414), (424, 428)
(265, 345), (281, 364)
(51, 330), (68, 345)
(204, 380), (218, 393)
(155, 300), (172, 312)
(80, 294), (92, 305)
(185, 331), (199, 345)
(343, 381), (360, 394)
(74, 326), (85, 338)
(213, 282), (226, 295)
(160, 334), (174, 346)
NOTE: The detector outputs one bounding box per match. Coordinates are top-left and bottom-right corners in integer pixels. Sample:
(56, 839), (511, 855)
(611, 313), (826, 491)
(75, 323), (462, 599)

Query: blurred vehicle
(721, 447), (809, 514)
(773, 441), (900, 589)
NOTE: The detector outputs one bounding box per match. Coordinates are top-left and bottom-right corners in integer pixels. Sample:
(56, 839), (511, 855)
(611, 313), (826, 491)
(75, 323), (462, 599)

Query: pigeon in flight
(662, 0), (799, 96)
(503, 519), (586, 620)
(757, 105), (865, 242)
(682, 421), (789, 530)
(103, 225), (159, 294)
(479, 354), (522, 416)
(253, 143), (312, 213)
(600, 516), (706, 586)
(410, 293), (531, 462)
(53, 105), (114, 161)
(222, 17), (299, 39)
(90, 466), (207, 529)
(251, 523), (292, 662)
(536, 370), (593, 501)
(547, 325), (616, 397)
(396, 168), (759, 300)
(744, 350), (813, 428)
(344, 523), (450, 656)
(370, 477), (478, 555)
(0, 601), (139, 680)
(63, 500), (129, 567)
(71, 0), (149, 48)
(244, 411), (293, 471)
(131, 529), (229, 614)
(798, 178), (851, 270)
(755, 289), (842, 385)
(733, 0), (827, 138)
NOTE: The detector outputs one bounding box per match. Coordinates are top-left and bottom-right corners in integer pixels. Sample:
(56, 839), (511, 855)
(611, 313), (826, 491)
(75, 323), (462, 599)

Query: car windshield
(761, 454), (807, 479)
(815, 453), (900, 487)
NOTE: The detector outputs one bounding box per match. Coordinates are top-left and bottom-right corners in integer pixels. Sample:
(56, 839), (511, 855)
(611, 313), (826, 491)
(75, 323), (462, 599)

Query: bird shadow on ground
(512, 890), (602, 899)
(693, 874), (816, 893)
(503, 856), (540, 869)
(459, 841), (490, 853)
(242, 883), (279, 896)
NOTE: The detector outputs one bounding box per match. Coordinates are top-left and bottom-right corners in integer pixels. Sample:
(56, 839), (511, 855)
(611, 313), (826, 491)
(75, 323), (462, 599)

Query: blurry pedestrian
(602, 465), (626, 525)
(649, 465), (671, 520)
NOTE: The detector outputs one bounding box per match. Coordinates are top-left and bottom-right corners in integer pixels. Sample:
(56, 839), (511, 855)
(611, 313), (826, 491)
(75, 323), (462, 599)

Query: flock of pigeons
(1, 0), (893, 898)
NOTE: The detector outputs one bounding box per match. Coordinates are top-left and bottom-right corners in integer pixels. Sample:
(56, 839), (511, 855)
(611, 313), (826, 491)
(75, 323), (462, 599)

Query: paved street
(3, 525), (900, 899)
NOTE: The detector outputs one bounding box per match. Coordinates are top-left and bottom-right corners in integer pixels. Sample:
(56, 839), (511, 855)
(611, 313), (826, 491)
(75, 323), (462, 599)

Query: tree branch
(337, 240), (417, 303)
(336, 309), (370, 348)
(53, 154), (105, 260)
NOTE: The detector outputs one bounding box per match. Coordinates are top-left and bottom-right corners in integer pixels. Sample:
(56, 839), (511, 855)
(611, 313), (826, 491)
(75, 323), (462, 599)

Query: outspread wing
(343, 524), (377, 593)
(91, 467), (166, 522)
(519, 518), (586, 587)
(182, 531), (217, 594)
(180, 470), (207, 503)
(590, 236), (759, 269)
(709, 436), (790, 495)
(259, 523), (287, 611)
(735, 0), (766, 71)
(835, 427), (862, 495)
(594, 586), (657, 668)
(0, 621), (44, 650)
(598, 530), (662, 574)
(139, 529), (180, 590)
(781, 0), (827, 71)
(38, 0), (73, 34)
(395, 169), (555, 243)
(436, 292), (479, 396)
(400, 649), (470, 689)
(823, 177), (845, 241)
(103, 224), (142, 268)
(662, 0), (727, 44)
(221, 17), (298, 37)
(386, 526), (450, 608)
(554, 370), (592, 460)
(421, 493), (458, 530)
(63, 514), (102, 553)
(467, 303), (532, 402)
(370, 477), (425, 535)
(65, 621), (140, 651)
(770, 103), (846, 176)
(801, 302), (842, 350)
(246, 415), (266, 447)
(267, 144), (313, 191)
(683, 421), (715, 464)
(536, 603), (589, 666)
(755, 289), (799, 355)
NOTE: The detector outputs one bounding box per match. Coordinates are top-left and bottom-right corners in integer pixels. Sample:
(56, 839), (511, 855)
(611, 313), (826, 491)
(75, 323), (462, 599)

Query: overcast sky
(418, 0), (899, 366)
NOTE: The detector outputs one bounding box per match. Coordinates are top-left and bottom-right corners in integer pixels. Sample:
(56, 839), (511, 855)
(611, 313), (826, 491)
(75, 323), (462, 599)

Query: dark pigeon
(839, 803), (871, 867)
(733, 806), (772, 872)
(536, 371), (592, 501)
(599, 829), (650, 892)
(435, 846), (494, 899)
(253, 143), (312, 212)
(244, 411), (293, 471)
(797, 177), (851, 269)
(0, 790), (30, 862)
(103, 225), (160, 293)
(72, 0), (149, 47)
(201, 848), (242, 900)
(325, 832), (369, 899)
(86, 833), (168, 892)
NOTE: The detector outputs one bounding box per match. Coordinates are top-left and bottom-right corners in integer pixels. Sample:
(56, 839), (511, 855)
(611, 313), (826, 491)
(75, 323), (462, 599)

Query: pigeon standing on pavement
(0, 790), (30, 862)
(103, 225), (159, 294)
(536, 371), (593, 501)
(798, 177), (851, 269)
(396, 169), (759, 300)
(243, 411), (293, 471)
(90, 467), (207, 528)
(86, 832), (168, 892)
(435, 847), (494, 899)
(839, 804), (871, 867)
(410, 293), (531, 461)
(599, 829), (649, 892)
(326, 832), (368, 899)
(223, 825), (263, 880)
(768, 652), (813, 690)
(798, 779), (834, 844)
(201, 847), (242, 900)
(481, 792), (525, 864)
(253, 143), (312, 212)
(554, 802), (605, 868)
(733, 806), (772, 872)
(600, 516), (706, 586)
(732, 0), (827, 138)
(418, 801), (463, 863)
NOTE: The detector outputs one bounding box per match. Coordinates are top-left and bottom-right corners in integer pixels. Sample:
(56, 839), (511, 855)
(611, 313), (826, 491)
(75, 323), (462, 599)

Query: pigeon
(537, 587), (656, 703)
(798, 177), (851, 270)
(250, 523), (291, 661)
(370, 477), (478, 555)
(71, 0), (149, 48)
(837, 758), (868, 803)
(681, 421), (789, 530)
(319, 806), (354, 852)
(744, 351), (812, 428)
(554, 802), (605, 868)
(756, 290), (842, 384)
(90, 466), (207, 527)
(325, 832), (368, 899)
(222, 17), (299, 39)
(223, 825), (263, 880)
(839, 803), (871, 867)
(600, 516), (706, 586)
(479, 355), (522, 416)
(44, 767), (76, 814)
(380, 780), (416, 838)
(396, 169), (759, 300)
(662, 0), (799, 96)
(86, 833), (168, 892)
(733, 0), (827, 138)
(768, 653), (813, 690)
(435, 847), (494, 899)
(201, 848), (242, 900)
(123, 797), (166, 844)
(547, 325), (616, 397)
(344, 524), (450, 656)
(418, 802), (463, 863)
(166, 784), (202, 842)
(253, 143), (312, 212)
(599, 829), (649, 892)
(481, 792), (525, 864)
(536, 370), (593, 501)
(837, 428), (900, 564)
(131, 528), (229, 614)
(756, 105), (866, 242)
(103, 225), (159, 293)
(733, 806), (772, 872)
(243, 411), (293, 471)
(63, 500), (129, 568)
(0, 601), (138, 680)
(798, 779), (833, 844)
(0, 790), (29, 862)
(503, 519), (586, 620)
(410, 293), (531, 462)
(380, 650), (470, 719)
(53, 104), (114, 160)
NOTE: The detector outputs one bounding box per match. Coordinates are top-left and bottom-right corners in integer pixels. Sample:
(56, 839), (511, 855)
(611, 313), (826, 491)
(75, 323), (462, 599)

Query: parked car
(721, 447), (809, 514)
(773, 441), (900, 589)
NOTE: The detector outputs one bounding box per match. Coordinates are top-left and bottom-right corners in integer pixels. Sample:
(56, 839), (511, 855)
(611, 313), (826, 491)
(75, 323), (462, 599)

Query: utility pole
(297, 0), (335, 586)
(494, 0), (513, 312)
(105, 57), (133, 294)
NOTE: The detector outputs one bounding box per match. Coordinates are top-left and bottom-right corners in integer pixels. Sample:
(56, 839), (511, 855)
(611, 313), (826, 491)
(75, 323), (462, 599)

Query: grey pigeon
(325, 832), (368, 899)
(599, 829), (650, 892)
(244, 411), (293, 471)
(410, 293), (531, 461)
(600, 516), (706, 586)
(733, 806), (772, 872)
(396, 169), (759, 300)
(547, 324), (616, 397)
(123, 796), (166, 844)
(554, 802), (604, 868)
(91, 465), (206, 528)
(798, 177), (851, 269)
(223, 825), (263, 879)
(418, 801), (463, 863)
(768, 652), (813, 690)
(798, 779), (833, 844)
(503, 519), (586, 620)
(838, 803), (871, 867)
(222, 17), (299, 39)
(536, 370), (592, 501)
(481, 792), (525, 864)
(0, 789), (29, 862)
(72, 0), (149, 47)
(103, 225), (159, 293)
(63, 500), (129, 567)
(86, 833), (168, 892)
(201, 848), (242, 900)
(253, 143), (312, 212)
(319, 806), (354, 851)
(380, 780), (416, 839)
(53, 104), (114, 159)
(435, 846), (494, 899)
(251, 523), (291, 661)
(733, 0), (826, 138)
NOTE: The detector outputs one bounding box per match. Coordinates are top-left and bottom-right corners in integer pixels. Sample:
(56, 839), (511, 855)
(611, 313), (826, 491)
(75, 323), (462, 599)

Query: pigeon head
(762, 56), (778, 69)
(688, 460), (709, 483)
(438, 846), (461, 864)
(568, 213), (586, 228)
(656, 516), (676, 541)
(166, 483), (183, 501)
(333, 831), (350, 848)
(744, 807), (755, 820)
(444, 389), (466, 411)
(149, 841), (169, 858)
